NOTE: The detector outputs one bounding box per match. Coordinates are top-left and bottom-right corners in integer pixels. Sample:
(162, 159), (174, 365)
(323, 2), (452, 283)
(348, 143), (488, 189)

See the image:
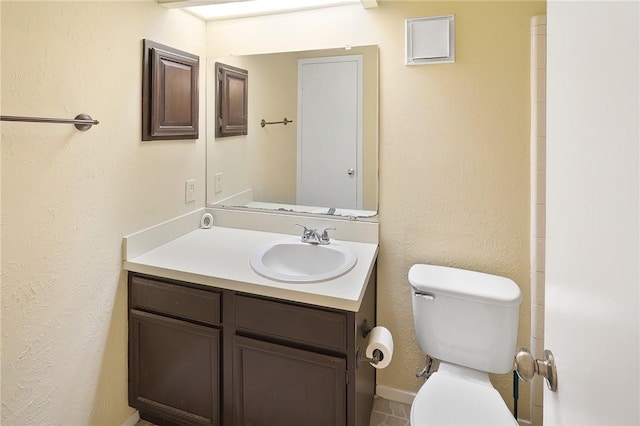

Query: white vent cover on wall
(405, 15), (455, 65)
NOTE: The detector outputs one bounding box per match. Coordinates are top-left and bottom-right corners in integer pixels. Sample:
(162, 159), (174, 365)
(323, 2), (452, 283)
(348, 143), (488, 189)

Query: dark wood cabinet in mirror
(215, 62), (248, 138)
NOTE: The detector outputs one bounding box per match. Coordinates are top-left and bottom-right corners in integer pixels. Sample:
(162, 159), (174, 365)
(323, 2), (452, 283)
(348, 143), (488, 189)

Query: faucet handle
(295, 224), (314, 241)
(320, 227), (336, 243)
(295, 224), (309, 233)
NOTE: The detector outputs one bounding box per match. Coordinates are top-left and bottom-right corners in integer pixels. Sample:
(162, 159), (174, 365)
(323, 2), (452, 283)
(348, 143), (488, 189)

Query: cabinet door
(233, 336), (346, 426)
(130, 310), (220, 425)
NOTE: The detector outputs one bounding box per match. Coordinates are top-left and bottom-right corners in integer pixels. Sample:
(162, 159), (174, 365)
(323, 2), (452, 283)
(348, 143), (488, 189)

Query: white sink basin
(250, 237), (357, 283)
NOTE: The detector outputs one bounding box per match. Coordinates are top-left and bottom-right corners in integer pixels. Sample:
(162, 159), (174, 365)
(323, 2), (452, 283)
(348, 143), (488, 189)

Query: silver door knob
(514, 348), (558, 392)
(347, 168), (355, 176)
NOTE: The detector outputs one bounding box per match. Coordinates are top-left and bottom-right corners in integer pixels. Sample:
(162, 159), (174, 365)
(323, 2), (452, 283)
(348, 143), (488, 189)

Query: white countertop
(123, 226), (378, 312)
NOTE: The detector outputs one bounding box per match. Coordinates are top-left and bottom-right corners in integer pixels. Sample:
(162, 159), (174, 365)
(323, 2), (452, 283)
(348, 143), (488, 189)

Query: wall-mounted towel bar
(0, 114), (99, 131)
(260, 117), (293, 128)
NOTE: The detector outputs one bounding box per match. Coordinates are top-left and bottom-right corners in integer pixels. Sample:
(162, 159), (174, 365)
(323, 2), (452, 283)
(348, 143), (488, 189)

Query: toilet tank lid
(409, 264), (522, 306)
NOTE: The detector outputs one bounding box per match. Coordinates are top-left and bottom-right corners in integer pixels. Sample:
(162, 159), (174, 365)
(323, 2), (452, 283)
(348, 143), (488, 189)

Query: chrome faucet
(295, 224), (335, 245)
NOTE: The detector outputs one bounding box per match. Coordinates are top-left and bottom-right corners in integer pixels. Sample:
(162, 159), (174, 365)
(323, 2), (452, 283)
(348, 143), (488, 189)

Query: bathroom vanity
(123, 214), (379, 426)
(126, 41), (380, 426)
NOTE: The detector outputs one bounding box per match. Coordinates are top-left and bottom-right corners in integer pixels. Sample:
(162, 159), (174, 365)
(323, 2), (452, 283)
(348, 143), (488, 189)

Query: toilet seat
(410, 365), (518, 426)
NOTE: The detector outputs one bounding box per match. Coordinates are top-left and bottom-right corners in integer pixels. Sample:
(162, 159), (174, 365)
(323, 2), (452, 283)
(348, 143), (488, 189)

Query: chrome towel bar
(0, 114), (99, 131)
(260, 117), (292, 128)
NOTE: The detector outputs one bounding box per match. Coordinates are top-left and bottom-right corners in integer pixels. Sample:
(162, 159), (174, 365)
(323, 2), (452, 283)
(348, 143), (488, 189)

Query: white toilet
(408, 264), (522, 426)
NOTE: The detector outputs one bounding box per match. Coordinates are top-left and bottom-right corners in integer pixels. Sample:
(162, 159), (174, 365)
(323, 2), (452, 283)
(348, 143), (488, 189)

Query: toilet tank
(409, 264), (522, 374)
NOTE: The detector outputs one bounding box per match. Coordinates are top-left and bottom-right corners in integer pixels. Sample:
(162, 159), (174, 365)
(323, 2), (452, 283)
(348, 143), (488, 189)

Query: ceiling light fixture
(185, 0), (359, 21)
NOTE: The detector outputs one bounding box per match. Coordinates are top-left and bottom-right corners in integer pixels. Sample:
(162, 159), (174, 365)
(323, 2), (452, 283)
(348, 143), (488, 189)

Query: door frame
(296, 54), (364, 209)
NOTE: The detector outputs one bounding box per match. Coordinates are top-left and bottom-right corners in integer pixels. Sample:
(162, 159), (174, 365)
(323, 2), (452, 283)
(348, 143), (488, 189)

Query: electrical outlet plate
(185, 179), (196, 203)
(214, 173), (223, 194)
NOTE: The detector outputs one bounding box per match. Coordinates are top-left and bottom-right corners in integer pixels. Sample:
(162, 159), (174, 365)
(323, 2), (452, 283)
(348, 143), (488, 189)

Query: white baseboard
(376, 385), (416, 406)
(121, 394), (528, 425)
(121, 410), (140, 426)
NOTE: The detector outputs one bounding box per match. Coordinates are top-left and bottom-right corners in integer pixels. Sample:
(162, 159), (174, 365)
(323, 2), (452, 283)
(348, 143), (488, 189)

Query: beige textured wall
(208, 1), (544, 420)
(1, 1), (206, 424)
(0, 1), (544, 423)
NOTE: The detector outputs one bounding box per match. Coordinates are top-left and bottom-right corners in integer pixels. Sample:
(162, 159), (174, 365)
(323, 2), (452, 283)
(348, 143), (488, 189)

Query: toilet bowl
(408, 264), (522, 426)
(410, 363), (518, 426)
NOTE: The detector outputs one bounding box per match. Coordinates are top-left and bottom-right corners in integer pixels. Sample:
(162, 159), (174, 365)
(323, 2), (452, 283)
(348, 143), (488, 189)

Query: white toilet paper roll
(365, 326), (394, 369)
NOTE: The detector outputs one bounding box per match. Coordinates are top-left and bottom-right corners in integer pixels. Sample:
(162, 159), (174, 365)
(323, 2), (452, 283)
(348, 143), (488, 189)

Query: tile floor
(369, 396), (411, 426)
(135, 396), (411, 426)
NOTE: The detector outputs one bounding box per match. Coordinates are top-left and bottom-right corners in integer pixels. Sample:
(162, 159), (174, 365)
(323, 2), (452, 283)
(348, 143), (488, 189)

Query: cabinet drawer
(130, 275), (220, 325)
(235, 295), (347, 352)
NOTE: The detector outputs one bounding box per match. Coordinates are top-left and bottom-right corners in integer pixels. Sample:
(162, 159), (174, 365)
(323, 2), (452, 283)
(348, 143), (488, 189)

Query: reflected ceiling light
(185, 0), (360, 21)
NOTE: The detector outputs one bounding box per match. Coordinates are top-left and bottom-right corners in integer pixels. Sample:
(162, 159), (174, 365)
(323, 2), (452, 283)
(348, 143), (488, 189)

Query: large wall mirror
(206, 45), (379, 218)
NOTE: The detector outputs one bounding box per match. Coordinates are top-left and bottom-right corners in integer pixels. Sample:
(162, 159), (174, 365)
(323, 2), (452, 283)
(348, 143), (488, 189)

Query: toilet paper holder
(360, 319), (373, 338)
(357, 319), (383, 367)
(357, 347), (383, 367)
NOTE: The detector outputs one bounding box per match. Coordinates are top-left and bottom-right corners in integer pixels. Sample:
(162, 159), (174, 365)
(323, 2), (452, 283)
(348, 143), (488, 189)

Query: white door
(545, 1), (639, 424)
(297, 55), (363, 209)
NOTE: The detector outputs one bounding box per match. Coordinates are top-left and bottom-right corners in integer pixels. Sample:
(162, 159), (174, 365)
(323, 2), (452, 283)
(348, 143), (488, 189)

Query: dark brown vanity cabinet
(128, 269), (376, 426)
(233, 336), (346, 426)
(129, 276), (221, 425)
